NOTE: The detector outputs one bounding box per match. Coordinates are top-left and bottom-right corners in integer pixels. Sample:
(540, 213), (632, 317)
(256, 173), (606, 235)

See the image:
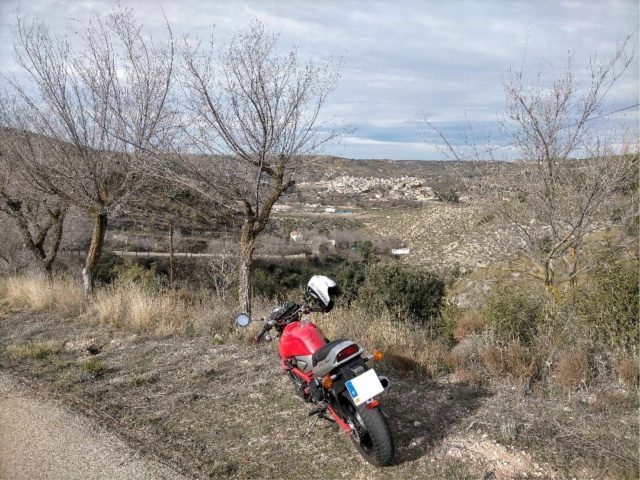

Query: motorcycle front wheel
(349, 405), (395, 466)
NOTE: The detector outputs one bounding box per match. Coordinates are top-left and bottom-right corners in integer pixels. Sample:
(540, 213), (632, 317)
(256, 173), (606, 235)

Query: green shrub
(357, 240), (377, 264)
(115, 260), (164, 292)
(333, 260), (369, 307)
(440, 302), (464, 345)
(250, 262), (314, 299)
(356, 262), (446, 331)
(95, 250), (125, 284)
(251, 269), (281, 299)
(570, 252), (639, 356)
(482, 284), (544, 346)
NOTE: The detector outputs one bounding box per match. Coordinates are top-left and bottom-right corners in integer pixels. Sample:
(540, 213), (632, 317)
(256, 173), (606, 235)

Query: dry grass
(454, 368), (484, 389)
(5, 339), (65, 359)
(503, 344), (536, 380)
(87, 283), (196, 336)
(0, 274), (241, 338)
(453, 312), (485, 341)
(483, 346), (506, 376)
(321, 306), (448, 377)
(0, 274), (83, 315)
(618, 357), (639, 390)
(443, 337), (486, 389)
(557, 350), (591, 390)
(0, 274), (286, 340)
(481, 343), (536, 383)
(84, 282), (244, 338)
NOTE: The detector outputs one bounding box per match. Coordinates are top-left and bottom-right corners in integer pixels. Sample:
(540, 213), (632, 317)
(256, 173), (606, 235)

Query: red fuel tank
(279, 320), (328, 358)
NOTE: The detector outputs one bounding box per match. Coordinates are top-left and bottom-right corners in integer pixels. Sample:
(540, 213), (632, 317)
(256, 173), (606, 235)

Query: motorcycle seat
(312, 339), (348, 367)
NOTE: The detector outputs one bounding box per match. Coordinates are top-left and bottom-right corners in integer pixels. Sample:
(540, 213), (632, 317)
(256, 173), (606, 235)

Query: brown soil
(0, 310), (637, 479)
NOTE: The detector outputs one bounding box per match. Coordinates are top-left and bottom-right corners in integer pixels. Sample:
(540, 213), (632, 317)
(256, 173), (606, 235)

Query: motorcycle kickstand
(304, 404), (327, 436)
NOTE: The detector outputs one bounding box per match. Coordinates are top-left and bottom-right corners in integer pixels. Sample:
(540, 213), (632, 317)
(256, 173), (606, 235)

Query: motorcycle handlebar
(254, 322), (272, 343)
(305, 306), (324, 313)
(254, 303), (323, 343)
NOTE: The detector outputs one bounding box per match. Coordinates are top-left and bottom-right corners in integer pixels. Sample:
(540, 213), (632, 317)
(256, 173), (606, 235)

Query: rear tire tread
(354, 406), (395, 466)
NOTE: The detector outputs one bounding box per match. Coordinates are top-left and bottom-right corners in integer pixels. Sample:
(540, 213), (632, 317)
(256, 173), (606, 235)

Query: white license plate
(345, 369), (384, 406)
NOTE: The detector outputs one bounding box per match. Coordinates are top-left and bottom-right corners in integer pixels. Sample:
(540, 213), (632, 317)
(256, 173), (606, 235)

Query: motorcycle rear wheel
(350, 405), (395, 466)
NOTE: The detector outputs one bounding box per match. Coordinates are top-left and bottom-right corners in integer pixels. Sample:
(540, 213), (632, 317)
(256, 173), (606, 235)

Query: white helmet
(307, 275), (340, 312)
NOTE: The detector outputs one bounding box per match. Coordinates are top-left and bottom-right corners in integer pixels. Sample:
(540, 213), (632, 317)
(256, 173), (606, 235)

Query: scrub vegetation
(0, 225), (637, 479)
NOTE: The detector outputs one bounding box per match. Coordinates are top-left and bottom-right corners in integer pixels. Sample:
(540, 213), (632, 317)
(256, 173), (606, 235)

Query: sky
(0, 0), (638, 160)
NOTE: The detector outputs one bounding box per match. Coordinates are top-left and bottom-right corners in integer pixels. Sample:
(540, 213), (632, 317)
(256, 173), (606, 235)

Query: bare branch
(423, 35), (637, 290)
(174, 19), (345, 313)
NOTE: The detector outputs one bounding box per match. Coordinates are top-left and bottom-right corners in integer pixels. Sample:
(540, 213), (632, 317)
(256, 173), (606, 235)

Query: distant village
(269, 175), (438, 257)
(298, 175), (437, 203)
(272, 175), (440, 215)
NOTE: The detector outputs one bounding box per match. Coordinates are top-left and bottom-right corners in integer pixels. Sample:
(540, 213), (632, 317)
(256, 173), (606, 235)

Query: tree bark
(3, 200), (67, 277)
(83, 211), (107, 296)
(169, 225), (174, 289)
(238, 221), (256, 314)
(42, 206), (66, 275)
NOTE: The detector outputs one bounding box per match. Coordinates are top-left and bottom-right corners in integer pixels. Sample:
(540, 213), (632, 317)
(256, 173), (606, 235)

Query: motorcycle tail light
(372, 349), (384, 361)
(322, 374), (333, 389)
(336, 344), (360, 362)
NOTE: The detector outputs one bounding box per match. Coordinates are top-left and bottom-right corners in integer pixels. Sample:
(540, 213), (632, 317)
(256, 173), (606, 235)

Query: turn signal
(372, 349), (384, 361)
(322, 375), (333, 389)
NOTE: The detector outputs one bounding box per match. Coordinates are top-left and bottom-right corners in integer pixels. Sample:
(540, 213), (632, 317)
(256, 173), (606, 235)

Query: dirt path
(0, 372), (186, 480)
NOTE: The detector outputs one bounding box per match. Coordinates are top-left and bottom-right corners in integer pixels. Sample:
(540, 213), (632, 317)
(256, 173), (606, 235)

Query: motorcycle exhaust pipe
(378, 375), (389, 389)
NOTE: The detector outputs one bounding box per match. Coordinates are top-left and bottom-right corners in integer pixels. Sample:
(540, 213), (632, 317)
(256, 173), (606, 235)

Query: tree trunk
(238, 223), (256, 315)
(544, 258), (553, 286)
(42, 206), (67, 275)
(6, 203), (67, 278)
(83, 211), (107, 296)
(565, 245), (579, 287)
(169, 224), (174, 290)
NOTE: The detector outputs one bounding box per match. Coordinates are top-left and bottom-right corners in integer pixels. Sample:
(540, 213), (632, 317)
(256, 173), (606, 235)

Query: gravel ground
(0, 371), (186, 480)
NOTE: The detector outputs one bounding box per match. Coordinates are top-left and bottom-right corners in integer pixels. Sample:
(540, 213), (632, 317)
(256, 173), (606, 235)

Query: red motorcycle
(236, 275), (395, 466)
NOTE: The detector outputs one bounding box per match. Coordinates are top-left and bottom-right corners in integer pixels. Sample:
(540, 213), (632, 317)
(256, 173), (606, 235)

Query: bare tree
(0, 173), (67, 275)
(2, 6), (175, 294)
(173, 20), (344, 313)
(0, 215), (32, 274)
(204, 240), (241, 300)
(0, 125), (67, 275)
(425, 36), (637, 291)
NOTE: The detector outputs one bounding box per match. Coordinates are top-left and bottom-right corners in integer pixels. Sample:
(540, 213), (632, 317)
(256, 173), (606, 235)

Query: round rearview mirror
(235, 313), (251, 327)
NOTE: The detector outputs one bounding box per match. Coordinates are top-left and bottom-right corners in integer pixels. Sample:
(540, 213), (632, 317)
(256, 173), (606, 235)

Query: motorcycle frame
(281, 353), (371, 433)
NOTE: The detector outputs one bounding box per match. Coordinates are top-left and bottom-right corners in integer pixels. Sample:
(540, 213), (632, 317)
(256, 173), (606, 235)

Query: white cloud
(1, 0), (637, 160)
